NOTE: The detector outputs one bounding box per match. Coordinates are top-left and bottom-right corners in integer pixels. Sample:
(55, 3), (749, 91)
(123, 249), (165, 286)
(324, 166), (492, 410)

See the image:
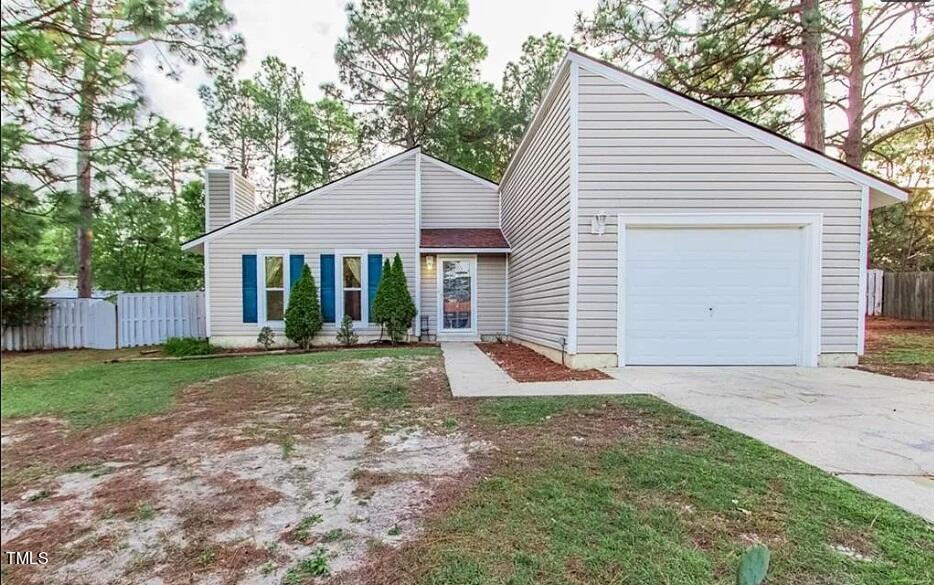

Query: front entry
(438, 255), (477, 335)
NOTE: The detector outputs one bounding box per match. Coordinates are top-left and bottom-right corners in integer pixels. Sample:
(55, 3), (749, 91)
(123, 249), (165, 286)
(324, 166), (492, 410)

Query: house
(182, 49), (908, 369)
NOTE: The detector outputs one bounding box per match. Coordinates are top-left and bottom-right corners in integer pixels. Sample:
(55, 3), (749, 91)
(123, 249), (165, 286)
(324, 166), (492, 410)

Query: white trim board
(183, 148), (420, 249)
(414, 153), (422, 323)
(420, 247), (511, 254)
(615, 213), (823, 368)
(436, 254), (479, 336)
(567, 51), (906, 203)
(567, 61), (580, 354)
(857, 185), (869, 355)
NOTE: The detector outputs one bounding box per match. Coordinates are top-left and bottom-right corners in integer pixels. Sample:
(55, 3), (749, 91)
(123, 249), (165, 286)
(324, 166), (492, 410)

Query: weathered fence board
(866, 269), (883, 316)
(1, 299), (117, 351)
(882, 272), (934, 322)
(2, 292), (206, 351)
(117, 291), (206, 348)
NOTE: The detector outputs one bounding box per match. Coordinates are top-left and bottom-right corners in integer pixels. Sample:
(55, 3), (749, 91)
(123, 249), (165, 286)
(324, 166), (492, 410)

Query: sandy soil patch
(1, 356), (489, 585)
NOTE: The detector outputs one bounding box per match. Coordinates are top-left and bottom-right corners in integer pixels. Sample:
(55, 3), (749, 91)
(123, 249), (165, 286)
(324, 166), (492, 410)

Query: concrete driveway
(605, 366), (934, 522)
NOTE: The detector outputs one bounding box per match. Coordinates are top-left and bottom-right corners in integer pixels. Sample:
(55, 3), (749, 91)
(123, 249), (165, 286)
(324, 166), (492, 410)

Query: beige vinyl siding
(575, 68), (863, 355)
(206, 170), (231, 231)
(477, 255), (507, 335)
(420, 255), (438, 334)
(232, 174), (255, 220)
(419, 254), (507, 338)
(207, 157), (417, 339)
(499, 69), (572, 351)
(420, 159), (499, 228)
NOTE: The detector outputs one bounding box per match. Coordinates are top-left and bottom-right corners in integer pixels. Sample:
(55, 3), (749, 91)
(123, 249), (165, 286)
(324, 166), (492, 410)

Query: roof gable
(566, 50), (906, 204)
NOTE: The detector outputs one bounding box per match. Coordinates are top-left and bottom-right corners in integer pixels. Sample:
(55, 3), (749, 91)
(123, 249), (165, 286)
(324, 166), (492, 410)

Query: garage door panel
(624, 227), (803, 365)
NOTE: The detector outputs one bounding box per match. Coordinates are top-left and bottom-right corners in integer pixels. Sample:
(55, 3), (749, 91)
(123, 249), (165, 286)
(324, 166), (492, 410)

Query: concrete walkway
(441, 342), (934, 522)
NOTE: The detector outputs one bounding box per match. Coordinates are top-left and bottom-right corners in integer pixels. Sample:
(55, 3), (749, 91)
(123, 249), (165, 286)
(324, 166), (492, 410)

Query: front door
(438, 256), (476, 334)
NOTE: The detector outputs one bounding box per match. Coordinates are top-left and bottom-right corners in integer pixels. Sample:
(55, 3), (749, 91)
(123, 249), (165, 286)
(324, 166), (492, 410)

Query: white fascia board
(420, 247), (512, 254)
(421, 154), (498, 190)
(567, 52), (907, 203)
(499, 56), (571, 186)
(182, 148), (420, 250)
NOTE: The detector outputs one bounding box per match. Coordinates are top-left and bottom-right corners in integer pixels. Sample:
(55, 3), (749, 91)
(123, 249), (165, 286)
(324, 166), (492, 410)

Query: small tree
(336, 314), (359, 346)
(380, 253), (416, 344)
(284, 265), (322, 349)
(370, 257), (392, 328)
(257, 326), (275, 350)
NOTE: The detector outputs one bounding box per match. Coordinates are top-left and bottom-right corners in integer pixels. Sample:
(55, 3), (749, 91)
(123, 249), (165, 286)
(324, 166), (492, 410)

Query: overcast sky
(139, 0), (599, 135)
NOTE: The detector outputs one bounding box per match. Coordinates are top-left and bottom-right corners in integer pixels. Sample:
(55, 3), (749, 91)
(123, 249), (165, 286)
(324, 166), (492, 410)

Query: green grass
(1, 347), (439, 427)
(283, 549), (330, 583)
(477, 396), (610, 425)
(879, 333), (934, 365)
(408, 397), (934, 585)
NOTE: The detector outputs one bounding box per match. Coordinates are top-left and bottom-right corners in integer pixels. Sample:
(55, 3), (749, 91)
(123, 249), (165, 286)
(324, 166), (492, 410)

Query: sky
(139, 0), (600, 135)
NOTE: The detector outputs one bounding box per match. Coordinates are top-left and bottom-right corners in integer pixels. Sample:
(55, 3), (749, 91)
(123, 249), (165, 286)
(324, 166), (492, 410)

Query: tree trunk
(843, 0), (865, 167)
(76, 0), (97, 299)
(799, 0), (826, 152)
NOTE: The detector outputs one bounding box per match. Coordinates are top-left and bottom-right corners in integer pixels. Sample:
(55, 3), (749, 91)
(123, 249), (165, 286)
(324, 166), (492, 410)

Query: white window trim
(336, 249), (368, 326)
(615, 213), (822, 368)
(257, 249), (290, 328)
(436, 254), (478, 335)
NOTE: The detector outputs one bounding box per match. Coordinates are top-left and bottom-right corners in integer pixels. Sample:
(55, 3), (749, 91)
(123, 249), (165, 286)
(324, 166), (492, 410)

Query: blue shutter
(320, 254), (336, 323)
(367, 254), (383, 322)
(289, 254), (305, 291)
(242, 255), (258, 323)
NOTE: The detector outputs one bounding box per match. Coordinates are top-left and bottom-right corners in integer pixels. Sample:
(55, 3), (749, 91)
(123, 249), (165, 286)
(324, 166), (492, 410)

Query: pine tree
(371, 257), (392, 329)
(284, 265), (322, 349)
(382, 253), (416, 344)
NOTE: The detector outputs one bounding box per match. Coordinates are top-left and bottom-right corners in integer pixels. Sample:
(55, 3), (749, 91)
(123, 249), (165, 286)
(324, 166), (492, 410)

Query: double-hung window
(260, 252), (288, 324)
(342, 255), (363, 322)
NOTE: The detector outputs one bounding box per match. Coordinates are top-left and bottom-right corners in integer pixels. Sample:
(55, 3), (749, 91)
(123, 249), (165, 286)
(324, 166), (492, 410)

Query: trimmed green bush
(284, 264), (322, 349)
(163, 337), (212, 357)
(257, 326), (275, 350)
(372, 253), (416, 344)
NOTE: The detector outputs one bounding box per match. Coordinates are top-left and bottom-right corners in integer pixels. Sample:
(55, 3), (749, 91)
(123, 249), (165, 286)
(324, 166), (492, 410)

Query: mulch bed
(475, 342), (611, 382)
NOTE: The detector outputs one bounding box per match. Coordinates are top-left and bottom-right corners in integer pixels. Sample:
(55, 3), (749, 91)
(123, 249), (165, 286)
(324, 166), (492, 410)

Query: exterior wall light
(591, 210), (608, 235)
(426, 255), (434, 270)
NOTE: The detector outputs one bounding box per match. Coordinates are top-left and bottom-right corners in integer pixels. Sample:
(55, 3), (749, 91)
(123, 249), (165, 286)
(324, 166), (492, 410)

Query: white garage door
(624, 227), (804, 365)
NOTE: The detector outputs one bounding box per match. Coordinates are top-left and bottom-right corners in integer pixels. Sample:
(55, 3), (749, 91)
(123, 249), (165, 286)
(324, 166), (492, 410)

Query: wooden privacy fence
(1, 299), (116, 351)
(2, 292), (206, 351)
(881, 272), (934, 322)
(866, 269), (883, 316)
(118, 292), (206, 348)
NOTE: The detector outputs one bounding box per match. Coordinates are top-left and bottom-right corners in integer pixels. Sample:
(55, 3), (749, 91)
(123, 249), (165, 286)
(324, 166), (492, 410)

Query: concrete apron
(442, 343), (934, 522)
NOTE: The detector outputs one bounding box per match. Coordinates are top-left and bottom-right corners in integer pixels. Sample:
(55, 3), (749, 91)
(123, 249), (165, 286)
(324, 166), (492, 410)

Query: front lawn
(859, 317), (934, 380)
(1, 347), (931, 585)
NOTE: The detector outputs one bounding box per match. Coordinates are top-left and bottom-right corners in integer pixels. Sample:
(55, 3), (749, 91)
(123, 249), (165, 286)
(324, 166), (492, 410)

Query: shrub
(370, 257), (392, 327)
(284, 264), (322, 349)
(372, 253), (416, 343)
(336, 314), (358, 346)
(257, 326), (275, 350)
(163, 337), (212, 357)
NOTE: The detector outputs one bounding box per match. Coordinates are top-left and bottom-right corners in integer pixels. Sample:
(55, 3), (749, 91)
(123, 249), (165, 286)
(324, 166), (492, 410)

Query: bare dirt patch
(1, 355), (491, 585)
(475, 342), (611, 382)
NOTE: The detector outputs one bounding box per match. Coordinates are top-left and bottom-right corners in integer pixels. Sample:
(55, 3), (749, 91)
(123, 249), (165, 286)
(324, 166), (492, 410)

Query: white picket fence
(118, 292), (206, 348)
(1, 292), (205, 351)
(866, 269), (883, 316)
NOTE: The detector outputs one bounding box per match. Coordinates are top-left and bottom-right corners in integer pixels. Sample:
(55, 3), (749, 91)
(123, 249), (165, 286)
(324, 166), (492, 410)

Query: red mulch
(476, 342), (611, 382)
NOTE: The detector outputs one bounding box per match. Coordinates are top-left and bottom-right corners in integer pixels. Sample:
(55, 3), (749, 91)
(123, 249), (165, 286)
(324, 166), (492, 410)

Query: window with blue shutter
(320, 254), (336, 323)
(289, 254), (305, 291)
(242, 255), (258, 323)
(367, 254), (382, 322)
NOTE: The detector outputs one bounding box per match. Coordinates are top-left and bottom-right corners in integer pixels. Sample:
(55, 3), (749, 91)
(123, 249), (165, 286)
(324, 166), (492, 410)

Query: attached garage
(618, 215), (821, 366)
